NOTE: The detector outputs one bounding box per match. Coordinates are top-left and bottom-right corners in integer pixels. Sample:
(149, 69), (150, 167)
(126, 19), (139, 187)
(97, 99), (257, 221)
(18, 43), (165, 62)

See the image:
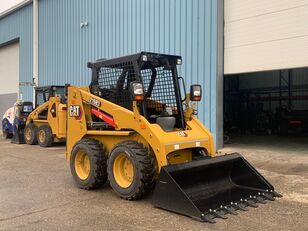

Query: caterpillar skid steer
(24, 85), (67, 147)
(66, 52), (281, 223)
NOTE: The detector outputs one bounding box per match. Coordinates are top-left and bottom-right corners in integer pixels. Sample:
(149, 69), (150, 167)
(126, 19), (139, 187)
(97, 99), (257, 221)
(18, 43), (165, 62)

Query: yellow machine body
(26, 96), (67, 142)
(66, 87), (214, 170)
(66, 52), (281, 223)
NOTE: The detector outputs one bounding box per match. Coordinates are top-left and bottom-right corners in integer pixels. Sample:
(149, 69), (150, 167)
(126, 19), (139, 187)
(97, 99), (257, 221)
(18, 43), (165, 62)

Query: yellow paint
(113, 153), (134, 188)
(66, 86), (215, 175)
(167, 149), (192, 164)
(74, 149), (90, 180)
(26, 96), (67, 145)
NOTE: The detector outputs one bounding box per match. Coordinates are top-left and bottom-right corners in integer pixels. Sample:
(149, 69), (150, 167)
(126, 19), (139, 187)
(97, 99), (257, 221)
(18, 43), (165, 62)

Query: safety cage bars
(88, 52), (185, 129)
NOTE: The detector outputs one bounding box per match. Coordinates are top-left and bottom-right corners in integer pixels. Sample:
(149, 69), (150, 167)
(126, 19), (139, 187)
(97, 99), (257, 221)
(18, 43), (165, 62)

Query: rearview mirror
(190, 84), (202, 101)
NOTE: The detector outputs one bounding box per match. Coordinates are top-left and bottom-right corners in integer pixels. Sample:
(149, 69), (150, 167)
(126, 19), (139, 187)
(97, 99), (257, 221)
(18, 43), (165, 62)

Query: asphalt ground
(0, 135), (307, 231)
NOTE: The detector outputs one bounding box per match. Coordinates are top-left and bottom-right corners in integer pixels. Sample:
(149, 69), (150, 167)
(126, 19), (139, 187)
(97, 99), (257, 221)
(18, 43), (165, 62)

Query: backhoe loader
(24, 86), (67, 147)
(66, 52), (281, 223)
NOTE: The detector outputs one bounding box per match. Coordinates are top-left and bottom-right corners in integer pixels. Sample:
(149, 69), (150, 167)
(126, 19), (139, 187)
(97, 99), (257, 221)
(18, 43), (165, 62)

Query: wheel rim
(38, 130), (45, 143)
(113, 153), (134, 188)
(74, 149), (91, 180)
(25, 128), (32, 141)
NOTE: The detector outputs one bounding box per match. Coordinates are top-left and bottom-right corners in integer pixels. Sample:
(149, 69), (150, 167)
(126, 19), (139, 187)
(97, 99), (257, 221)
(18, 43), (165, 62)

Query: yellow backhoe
(66, 52), (281, 223)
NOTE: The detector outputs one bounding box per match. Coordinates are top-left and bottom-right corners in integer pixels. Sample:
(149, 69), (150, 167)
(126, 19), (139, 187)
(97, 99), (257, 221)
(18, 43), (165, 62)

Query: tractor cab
(88, 52), (200, 131)
(35, 85), (66, 107)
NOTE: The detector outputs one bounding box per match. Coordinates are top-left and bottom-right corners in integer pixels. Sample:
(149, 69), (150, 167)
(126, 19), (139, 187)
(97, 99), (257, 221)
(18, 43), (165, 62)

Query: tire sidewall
(70, 143), (97, 188)
(25, 124), (37, 144)
(38, 125), (52, 147)
(108, 145), (141, 197)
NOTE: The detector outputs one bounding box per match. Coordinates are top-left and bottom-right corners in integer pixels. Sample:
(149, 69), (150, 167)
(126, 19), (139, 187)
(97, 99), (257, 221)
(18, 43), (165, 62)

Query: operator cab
(35, 85), (67, 120)
(35, 85), (66, 107)
(88, 52), (195, 131)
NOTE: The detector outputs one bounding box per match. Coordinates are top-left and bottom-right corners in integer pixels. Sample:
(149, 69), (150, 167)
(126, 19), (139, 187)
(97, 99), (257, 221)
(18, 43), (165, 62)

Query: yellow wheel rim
(74, 150), (91, 180)
(38, 130), (45, 143)
(113, 153), (134, 188)
(25, 128), (32, 141)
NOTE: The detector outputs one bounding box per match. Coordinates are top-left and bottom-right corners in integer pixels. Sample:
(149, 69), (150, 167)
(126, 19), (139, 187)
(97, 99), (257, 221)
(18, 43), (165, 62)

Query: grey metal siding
(39, 0), (219, 145)
(0, 4), (33, 101)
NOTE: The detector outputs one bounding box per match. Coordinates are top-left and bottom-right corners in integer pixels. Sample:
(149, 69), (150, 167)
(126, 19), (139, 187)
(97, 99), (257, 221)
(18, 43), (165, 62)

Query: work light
(141, 55), (148, 62)
(190, 84), (202, 101)
(176, 58), (182, 65)
(130, 82), (144, 101)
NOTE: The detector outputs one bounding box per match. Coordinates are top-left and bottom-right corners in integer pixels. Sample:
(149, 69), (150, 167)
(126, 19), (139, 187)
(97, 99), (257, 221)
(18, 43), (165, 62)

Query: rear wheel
(70, 138), (108, 190)
(107, 140), (155, 200)
(37, 125), (53, 147)
(24, 123), (38, 145)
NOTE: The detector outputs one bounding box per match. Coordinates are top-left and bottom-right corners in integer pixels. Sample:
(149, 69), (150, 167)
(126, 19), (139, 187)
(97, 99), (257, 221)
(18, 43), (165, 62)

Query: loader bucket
(11, 126), (25, 144)
(152, 153), (282, 223)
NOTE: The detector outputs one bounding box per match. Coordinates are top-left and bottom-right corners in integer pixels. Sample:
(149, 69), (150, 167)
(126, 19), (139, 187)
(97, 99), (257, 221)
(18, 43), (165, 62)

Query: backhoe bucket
(152, 153), (282, 223)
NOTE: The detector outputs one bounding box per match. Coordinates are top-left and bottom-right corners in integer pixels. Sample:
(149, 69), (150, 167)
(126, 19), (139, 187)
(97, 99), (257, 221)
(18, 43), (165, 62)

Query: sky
(0, 0), (24, 14)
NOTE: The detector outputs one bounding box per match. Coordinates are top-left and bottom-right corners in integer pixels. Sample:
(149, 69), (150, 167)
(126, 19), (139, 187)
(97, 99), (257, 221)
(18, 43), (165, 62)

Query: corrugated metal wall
(39, 0), (219, 140)
(0, 4), (33, 100)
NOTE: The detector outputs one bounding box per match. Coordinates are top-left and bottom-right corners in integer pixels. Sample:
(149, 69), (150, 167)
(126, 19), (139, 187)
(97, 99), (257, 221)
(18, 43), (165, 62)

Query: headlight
(141, 55), (148, 62)
(130, 82), (144, 101)
(176, 58), (182, 65)
(133, 84), (143, 95)
(190, 84), (202, 101)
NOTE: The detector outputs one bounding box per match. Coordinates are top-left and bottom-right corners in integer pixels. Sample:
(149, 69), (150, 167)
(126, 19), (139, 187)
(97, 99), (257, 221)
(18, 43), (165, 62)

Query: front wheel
(24, 123), (38, 145)
(70, 138), (108, 190)
(107, 140), (155, 200)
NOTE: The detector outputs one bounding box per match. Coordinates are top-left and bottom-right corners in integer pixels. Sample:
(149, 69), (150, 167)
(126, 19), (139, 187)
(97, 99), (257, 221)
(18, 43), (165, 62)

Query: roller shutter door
(0, 42), (19, 123)
(224, 0), (308, 74)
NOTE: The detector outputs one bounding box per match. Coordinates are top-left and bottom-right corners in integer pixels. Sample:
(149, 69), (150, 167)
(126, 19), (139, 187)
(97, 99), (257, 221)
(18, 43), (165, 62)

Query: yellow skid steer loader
(66, 52), (281, 223)
(24, 86), (67, 147)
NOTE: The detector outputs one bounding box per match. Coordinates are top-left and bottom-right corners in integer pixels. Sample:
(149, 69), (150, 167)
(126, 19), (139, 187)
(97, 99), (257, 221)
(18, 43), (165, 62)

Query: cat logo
(69, 105), (80, 117)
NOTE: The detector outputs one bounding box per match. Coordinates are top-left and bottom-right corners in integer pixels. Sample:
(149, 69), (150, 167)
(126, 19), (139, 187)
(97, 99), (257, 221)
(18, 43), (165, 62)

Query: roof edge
(0, 0), (33, 20)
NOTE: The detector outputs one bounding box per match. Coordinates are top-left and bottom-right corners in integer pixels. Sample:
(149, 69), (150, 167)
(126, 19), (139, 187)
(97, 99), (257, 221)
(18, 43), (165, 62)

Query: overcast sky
(0, 0), (24, 14)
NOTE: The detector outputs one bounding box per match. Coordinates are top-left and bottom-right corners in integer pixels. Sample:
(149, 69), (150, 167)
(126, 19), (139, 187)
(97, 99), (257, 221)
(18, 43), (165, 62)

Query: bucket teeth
(210, 209), (227, 219)
(222, 206), (238, 215)
(272, 191), (283, 198)
(233, 202), (249, 211)
(202, 214), (216, 223)
(263, 193), (275, 201)
(250, 195), (266, 204)
(201, 191), (283, 223)
(245, 199), (258, 208)
(255, 196), (267, 204)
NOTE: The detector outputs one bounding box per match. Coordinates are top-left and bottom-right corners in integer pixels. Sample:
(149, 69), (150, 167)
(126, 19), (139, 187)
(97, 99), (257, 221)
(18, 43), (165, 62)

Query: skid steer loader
(24, 85), (67, 147)
(66, 52), (281, 223)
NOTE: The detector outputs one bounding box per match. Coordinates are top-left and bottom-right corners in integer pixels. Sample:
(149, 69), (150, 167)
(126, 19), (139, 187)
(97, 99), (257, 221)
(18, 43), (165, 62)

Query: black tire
(107, 140), (155, 200)
(70, 138), (108, 190)
(24, 123), (38, 145)
(37, 125), (53, 147)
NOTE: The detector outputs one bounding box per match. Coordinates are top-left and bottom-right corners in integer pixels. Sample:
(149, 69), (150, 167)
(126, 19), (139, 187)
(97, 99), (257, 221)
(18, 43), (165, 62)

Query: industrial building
(1, 0), (308, 148)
